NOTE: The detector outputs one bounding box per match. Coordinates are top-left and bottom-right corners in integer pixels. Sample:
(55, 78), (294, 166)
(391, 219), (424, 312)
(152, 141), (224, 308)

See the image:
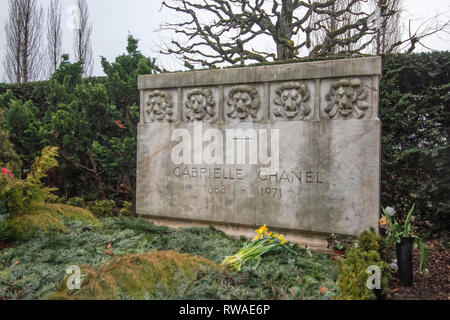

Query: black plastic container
(396, 236), (415, 286)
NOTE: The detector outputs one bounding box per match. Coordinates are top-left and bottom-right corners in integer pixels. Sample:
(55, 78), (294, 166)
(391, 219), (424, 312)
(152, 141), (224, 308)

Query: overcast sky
(0, 0), (449, 81)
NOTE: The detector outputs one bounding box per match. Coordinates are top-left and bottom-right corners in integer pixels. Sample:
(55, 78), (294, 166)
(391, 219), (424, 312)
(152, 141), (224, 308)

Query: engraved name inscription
(173, 166), (324, 184)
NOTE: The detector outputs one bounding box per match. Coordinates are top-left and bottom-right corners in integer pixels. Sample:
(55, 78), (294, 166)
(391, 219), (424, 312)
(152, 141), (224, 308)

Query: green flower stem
(222, 236), (296, 271)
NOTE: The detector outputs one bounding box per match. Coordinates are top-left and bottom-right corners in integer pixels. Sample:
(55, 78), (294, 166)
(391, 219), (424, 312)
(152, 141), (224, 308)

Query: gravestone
(137, 57), (381, 249)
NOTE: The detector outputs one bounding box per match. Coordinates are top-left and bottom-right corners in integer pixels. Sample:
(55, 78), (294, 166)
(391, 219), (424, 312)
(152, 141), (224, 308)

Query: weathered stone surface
(137, 57), (381, 239)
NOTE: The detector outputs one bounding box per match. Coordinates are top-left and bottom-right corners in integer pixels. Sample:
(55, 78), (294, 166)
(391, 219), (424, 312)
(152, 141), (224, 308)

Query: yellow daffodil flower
(223, 224), (296, 271)
(260, 224), (268, 235)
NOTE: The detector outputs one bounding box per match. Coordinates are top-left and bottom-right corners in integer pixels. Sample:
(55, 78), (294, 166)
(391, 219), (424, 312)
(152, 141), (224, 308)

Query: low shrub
(0, 221), (12, 242)
(119, 201), (133, 217)
(7, 203), (100, 240)
(49, 250), (219, 300)
(357, 230), (379, 252)
(336, 230), (390, 300)
(359, 228), (395, 263)
(376, 232), (395, 263)
(0, 147), (99, 239)
(87, 200), (116, 217)
(67, 197), (86, 208)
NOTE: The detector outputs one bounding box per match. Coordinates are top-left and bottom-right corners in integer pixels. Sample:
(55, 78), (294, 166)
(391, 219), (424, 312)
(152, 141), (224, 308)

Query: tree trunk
(275, 0), (295, 61)
(22, 4), (30, 83)
(329, 3), (337, 55)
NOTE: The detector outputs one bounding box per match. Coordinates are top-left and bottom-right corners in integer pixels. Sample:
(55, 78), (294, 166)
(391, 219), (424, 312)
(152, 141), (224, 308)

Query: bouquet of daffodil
(222, 224), (297, 271)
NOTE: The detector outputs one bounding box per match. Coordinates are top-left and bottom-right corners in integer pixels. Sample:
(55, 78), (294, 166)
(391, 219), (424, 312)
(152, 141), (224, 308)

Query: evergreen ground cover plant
(0, 216), (337, 300)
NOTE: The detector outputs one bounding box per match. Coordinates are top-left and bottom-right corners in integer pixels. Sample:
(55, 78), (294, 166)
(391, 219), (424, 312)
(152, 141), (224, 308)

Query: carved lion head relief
(185, 88), (216, 121)
(325, 79), (369, 119)
(226, 85), (261, 120)
(274, 82), (311, 120)
(145, 90), (174, 122)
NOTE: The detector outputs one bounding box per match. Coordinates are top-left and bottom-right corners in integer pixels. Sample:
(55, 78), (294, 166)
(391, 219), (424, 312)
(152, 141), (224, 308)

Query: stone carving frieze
(325, 78), (369, 119)
(226, 85), (261, 120)
(144, 90), (174, 123)
(185, 88), (216, 122)
(273, 82), (311, 120)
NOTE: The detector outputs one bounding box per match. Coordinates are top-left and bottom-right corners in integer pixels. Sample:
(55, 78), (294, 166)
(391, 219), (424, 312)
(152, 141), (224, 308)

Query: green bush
(0, 200), (9, 239)
(376, 233), (394, 263)
(357, 230), (379, 252)
(119, 201), (133, 217)
(0, 81), (50, 114)
(0, 199), (7, 216)
(87, 200), (116, 217)
(67, 197), (86, 208)
(0, 147), (99, 239)
(0, 92), (44, 169)
(336, 230), (390, 300)
(0, 36), (157, 202)
(0, 108), (22, 176)
(0, 221), (12, 242)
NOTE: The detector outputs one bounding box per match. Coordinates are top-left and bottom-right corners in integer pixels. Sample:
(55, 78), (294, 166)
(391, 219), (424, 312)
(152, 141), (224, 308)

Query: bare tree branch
(159, 0), (390, 67)
(366, 0), (402, 54)
(309, 0), (364, 55)
(159, 0), (449, 69)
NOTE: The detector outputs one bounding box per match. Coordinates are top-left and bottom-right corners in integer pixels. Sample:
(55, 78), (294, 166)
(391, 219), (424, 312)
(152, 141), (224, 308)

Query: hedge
(380, 52), (449, 237)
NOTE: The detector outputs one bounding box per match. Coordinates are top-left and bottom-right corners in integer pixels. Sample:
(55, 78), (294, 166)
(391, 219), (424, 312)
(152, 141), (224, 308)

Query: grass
(0, 216), (338, 300)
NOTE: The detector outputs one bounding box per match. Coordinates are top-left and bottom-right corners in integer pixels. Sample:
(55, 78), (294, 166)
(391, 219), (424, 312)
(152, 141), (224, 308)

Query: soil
(389, 240), (450, 300)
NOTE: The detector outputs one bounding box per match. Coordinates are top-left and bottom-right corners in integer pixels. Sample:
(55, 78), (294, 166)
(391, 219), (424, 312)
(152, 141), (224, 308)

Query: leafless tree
(73, 0), (93, 77)
(309, 0), (363, 55)
(3, 0), (44, 83)
(159, 0), (450, 69)
(46, 0), (63, 77)
(4, 0), (22, 83)
(364, 0), (402, 54)
(159, 0), (382, 68)
(388, 12), (450, 54)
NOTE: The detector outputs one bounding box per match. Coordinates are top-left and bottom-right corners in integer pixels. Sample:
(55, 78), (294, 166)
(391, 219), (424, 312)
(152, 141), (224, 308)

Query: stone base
(140, 215), (335, 253)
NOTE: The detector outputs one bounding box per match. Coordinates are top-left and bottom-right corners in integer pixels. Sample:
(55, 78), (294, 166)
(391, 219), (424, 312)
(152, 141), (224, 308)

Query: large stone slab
(137, 57), (381, 240)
